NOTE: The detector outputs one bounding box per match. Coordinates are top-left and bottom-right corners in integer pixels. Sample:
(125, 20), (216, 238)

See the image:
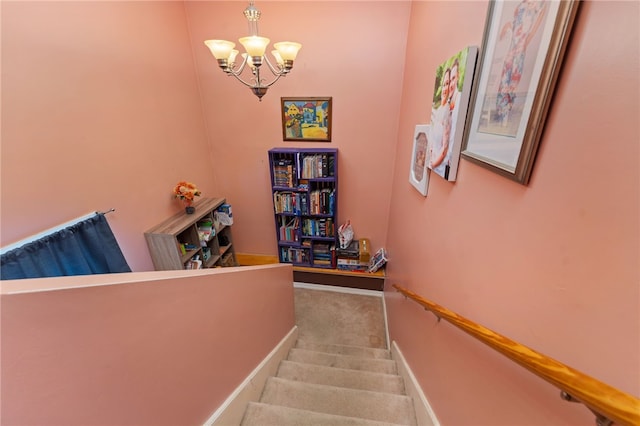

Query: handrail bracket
(424, 307), (442, 323)
(560, 391), (613, 426)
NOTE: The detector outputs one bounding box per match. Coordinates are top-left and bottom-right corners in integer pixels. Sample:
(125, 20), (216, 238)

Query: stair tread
(260, 377), (416, 425)
(277, 360), (406, 395)
(295, 340), (391, 359)
(287, 348), (398, 374)
(241, 402), (409, 426)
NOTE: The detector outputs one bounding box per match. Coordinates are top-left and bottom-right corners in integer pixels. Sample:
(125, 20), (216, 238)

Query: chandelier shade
(273, 42), (302, 61)
(204, 1), (302, 101)
(239, 36), (270, 58)
(204, 40), (235, 60)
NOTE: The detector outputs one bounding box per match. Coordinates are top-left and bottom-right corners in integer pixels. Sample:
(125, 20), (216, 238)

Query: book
(337, 263), (368, 272)
(336, 240), (359, 258)
(368, 248), (388, 273)
(328, 155), (335, 176)
(337, 258), (361, 265)
(274, 159), (294, 187)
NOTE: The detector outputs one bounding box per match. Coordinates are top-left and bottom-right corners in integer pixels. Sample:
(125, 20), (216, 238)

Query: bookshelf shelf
(268, 147), (338, 269)
(144, 197), (237, 270)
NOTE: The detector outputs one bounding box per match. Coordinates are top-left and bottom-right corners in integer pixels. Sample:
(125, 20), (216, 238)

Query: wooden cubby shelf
(144, 197), (237, 270)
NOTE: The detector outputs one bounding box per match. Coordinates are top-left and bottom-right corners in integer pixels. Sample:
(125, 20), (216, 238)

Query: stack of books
(312, 242), (335, 267)
(274, 159), (294, 187)
(300, 154), (334, 178)
(335, 240), (368, 272)
(279, 217), (299, 242)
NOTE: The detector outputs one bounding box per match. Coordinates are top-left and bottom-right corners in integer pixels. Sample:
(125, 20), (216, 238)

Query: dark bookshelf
(268, 148), (338, 269)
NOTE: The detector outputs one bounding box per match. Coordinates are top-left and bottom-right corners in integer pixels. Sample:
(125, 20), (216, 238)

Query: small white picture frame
(409, 124), (430, 196)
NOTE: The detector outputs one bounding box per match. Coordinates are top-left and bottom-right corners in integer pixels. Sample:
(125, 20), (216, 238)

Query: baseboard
(293, 282), (383, 298)
(203, 326), (298, 426)
(391, 341), (440, 426)
(381, 294), (391, 353)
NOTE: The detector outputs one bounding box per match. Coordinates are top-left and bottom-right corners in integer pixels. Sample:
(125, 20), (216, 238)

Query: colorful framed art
(281, 97), (332, 142)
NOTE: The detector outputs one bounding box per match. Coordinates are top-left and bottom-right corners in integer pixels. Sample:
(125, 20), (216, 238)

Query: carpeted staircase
(240, 287), (418, 426)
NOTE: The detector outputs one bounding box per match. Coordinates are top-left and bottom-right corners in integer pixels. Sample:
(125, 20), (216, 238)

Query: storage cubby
(144, 197), (237, 270)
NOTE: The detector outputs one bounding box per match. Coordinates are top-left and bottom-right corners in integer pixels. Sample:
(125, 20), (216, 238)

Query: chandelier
(204, 1), (302, 101)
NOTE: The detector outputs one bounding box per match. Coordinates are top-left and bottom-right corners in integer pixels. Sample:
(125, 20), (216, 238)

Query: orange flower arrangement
(173, 181), (201, 206)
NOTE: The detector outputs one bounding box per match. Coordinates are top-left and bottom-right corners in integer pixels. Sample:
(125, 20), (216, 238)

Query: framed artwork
(427, 46), (478, 182)
(461, 0), (580, 184)
(281, 97), (332, 142)
(409, 124), (431, 196)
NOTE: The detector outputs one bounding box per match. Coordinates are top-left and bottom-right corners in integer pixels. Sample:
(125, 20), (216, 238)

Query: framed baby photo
(461, 0), (580, 184)
(281, 97), (332, 142)
(409, 124), (430, 196)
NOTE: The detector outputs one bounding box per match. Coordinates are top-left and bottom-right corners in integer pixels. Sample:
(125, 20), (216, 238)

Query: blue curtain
(1, 214), (131, 280)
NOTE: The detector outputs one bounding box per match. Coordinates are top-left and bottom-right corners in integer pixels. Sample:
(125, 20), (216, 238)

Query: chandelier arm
(227, 68), (282, 89)
(264, 72), (284, 88)
(227, 72), (259, 88)
(250, 65), (281, 88)
(224, 56), (259, 88)
(262, 55), (284, 76)
(231, 56), (248, 75)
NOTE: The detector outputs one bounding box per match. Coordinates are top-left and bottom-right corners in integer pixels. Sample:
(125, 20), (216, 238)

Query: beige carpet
(240, 287), (417, 426)
(294, 287), (388, 349)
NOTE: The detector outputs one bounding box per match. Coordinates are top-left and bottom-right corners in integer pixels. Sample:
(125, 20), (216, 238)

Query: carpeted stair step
(295, 340), (392, 360)
(241, 402), (410, 426)
(277, 360), (406, 394)
(287, 348), (398, 375)
(258, 377), (416, 425)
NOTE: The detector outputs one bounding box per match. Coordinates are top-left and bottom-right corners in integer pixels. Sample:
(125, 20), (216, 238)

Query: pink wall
(184, 1), (411, 256)
(1, 1), (216, 271)
(385, 1), (639, 425)
(1, 264), (295, 425)
(2, 1), (411, 270)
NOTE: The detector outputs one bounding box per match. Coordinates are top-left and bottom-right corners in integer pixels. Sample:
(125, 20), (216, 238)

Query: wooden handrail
(392, 284), (640, 426)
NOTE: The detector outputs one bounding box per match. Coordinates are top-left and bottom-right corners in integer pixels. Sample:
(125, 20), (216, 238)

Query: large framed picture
(409, 124), (431, 196)
(281, 97), (332, 142)
(461, 0), (580, 184)
(427, 46), (478, 182)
